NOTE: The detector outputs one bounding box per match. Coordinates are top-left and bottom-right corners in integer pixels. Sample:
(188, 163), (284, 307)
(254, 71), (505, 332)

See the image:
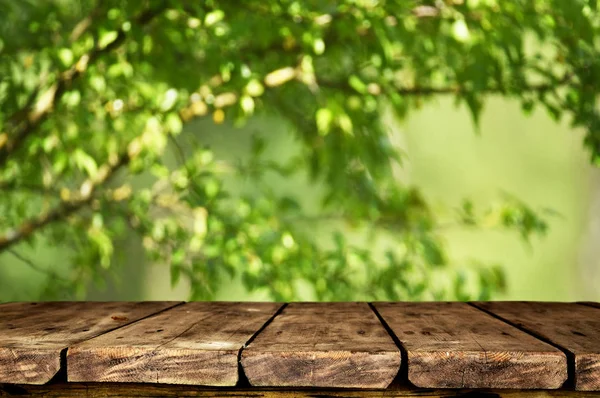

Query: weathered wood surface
(2, 383), (600, 397)
(0, 302), (179, 385)
(373, 302), (567, 389)
(241, 302), (401, 388)
(68, 302), (282, 386)
(474, 301), (600, 391)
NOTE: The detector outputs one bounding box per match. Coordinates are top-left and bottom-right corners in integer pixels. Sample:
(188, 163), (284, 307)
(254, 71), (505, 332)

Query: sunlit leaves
(205, 10), (225, 27)
(245, 79), (265, 97)
(264, 67), (297, 87)
(2, 0), (594, 301)
(98, 30), (119, 50)
(73, 149), (98, 178)
(458, 196), (551, 242)
(316, 108), (333, 135)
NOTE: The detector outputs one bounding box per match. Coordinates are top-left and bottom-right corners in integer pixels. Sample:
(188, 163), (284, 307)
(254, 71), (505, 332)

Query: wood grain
(2, 383), (600, 397)
(67, 302), (282, 386)
(474, 301), (600, 391)
(241, 302), (401, 389)
(0, 301), (179, 384)
(373, 302), (567, 389)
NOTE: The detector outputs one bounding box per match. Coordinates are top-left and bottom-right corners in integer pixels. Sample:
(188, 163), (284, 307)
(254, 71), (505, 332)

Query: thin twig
(7, 249), (69, 281)
(68, 0), (103, 43)
(168, 135), (188, 168)
(0, 181), (60, 196)
(0, 152), (130, 252)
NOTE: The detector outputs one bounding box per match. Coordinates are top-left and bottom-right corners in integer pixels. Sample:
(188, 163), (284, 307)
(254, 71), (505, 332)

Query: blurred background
(1, 1), (599, 302)
(135, 97), (600, 302)
(3, 96), (597, 302)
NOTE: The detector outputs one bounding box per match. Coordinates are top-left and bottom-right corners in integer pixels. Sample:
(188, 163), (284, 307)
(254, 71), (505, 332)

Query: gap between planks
(373, 302), (568, 389)
(3, 301), (598, 390)
(368, 302), (409, 385)
(67, 302), (283, 385)
(0, 302), (183, 385)
(240, 302), (402, 389)
(236, 303), (288, 386)
(471, 302), (600, 391)
(468, 302), (576, 390)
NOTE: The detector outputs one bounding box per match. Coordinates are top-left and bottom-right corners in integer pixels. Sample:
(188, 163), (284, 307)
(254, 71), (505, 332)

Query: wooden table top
(0, 301), (599, 397)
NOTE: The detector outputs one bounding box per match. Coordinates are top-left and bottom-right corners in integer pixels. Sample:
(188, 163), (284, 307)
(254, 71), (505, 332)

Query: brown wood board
(241, 302), (401, 389)
(0, 301), (180, 384)
(373, 302), (567, 389)
(67, 302), (282, 386)
(473, 301), (600, 391)
(580, 302), (600, 309)
(2, 383), (600, 397)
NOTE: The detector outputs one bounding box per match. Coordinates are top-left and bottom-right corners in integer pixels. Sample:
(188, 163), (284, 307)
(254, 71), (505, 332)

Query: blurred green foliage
(1, 0), (598, 301)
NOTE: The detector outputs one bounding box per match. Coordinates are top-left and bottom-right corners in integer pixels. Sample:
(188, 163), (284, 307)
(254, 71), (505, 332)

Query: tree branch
(0, 153), (130, 253)
(6, 249), (69, 281)
(0, 181), (60, 196)
(68, 0), (104, 43)
(0, 3), (167, 169)
(317, 73), (575, 97)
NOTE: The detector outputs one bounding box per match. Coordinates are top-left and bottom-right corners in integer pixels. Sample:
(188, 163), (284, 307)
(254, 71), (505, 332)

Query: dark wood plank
(373, 302), (567, 389)
(580, 302), (600, 310)
(0, 302), (179, 385)
(474, 301), (600, 391)
(2, 383), (600, 397)
(67, 302), (282, 386)
(241, 302), (401, 389)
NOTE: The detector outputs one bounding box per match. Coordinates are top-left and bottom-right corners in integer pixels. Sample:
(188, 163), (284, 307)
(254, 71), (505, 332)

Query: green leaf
(73, 149), (98, 178)
(245, 79), (265, 97)
(452, 19), (471, 42)
(171, 265), (182, 287)
(88, 228), (113, 269)
(57, 48), (73, 67)
(98, 30), (119, 49)
(521, 99), (535, 115)
(165, 113), (183, 135)
(251, 134), (266, 157)
(348, 75), (367, 94)
(316, 108), (333, 136)
(463, 92), (483, 132)
(205, 10), (224, 26)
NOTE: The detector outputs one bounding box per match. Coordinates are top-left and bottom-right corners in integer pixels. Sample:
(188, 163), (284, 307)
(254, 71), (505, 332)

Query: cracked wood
(0, 301), (179, 384)
(474, 301), (600, 391)
(67, 302), (282, 386)
(373, 302), (567, 389)
(241, 302), (401, 389)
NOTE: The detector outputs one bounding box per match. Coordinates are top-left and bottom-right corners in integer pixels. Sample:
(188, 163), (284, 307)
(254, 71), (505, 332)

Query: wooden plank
(474, 301), (600, 391)
(241, 302), (401, 389)
(580, 302), (600, 309)
(373, 302), (567, 389)
(67, 302), (282, 386)
(0, 301), (179, 385)
(3, 383), (600, 398)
